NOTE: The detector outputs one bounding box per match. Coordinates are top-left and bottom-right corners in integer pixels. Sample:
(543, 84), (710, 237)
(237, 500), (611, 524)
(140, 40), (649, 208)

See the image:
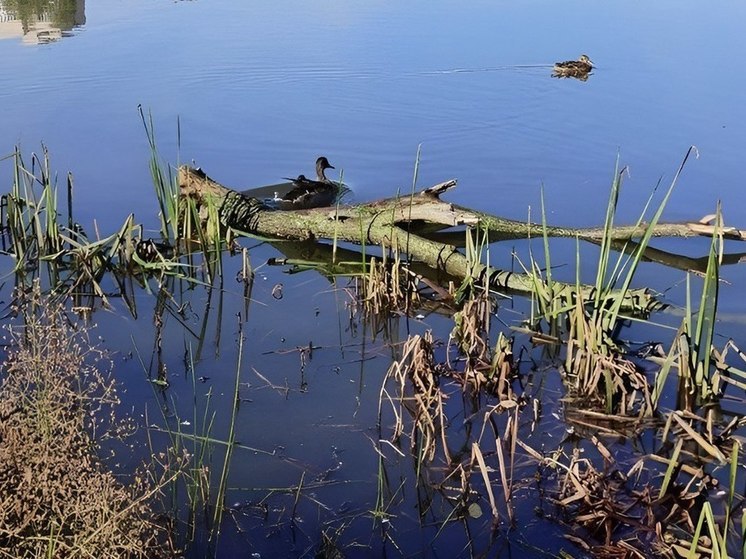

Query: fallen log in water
(178, 165), (746, 315)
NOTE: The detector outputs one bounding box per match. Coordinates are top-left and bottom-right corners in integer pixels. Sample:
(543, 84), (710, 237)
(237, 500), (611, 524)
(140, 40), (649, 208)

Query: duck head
(578, 54), (594, 67)
(316, 156), (335, 181)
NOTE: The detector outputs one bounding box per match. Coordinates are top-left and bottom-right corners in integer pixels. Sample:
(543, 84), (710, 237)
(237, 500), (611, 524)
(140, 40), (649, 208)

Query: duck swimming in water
(273, 156), (338, 210)
(552, 54), (594, 79)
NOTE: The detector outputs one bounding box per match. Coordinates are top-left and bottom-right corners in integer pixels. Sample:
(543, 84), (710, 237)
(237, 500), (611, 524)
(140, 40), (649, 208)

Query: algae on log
(177, 166), (744, 315)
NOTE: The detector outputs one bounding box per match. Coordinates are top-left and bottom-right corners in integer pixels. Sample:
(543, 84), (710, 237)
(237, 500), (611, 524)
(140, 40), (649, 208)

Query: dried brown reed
(450, 289), (517, 397)
(363, 247), (421, 318)
(0, 285), (178, 558)
(381, 331), (445, 464)
(379, 325), (522, 531)
(451, 290), (492, 368)
(546, 438), (722, 558)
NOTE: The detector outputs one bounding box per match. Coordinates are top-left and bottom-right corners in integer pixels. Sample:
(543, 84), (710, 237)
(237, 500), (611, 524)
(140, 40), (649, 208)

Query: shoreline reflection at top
(0, 0), (85, 44)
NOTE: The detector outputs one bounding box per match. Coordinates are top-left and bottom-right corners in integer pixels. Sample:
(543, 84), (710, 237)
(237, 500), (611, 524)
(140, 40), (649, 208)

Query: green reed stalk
(540, 184), (552, 289)
(653, 204), (722, 408)
(606, 147), (696, 322)
(40, 151), (61, 255)
(405, 144), (422, 264)
(211, 315), (245, 537)
(723, 440), (739, 554)
(593, 156), (626, 304)
(687, 501), (726, 559)
(650, 326), (681, 408)
(139, 105), (179, 239)
(659, 438), (683, 497)
(691, 204), (721, 399)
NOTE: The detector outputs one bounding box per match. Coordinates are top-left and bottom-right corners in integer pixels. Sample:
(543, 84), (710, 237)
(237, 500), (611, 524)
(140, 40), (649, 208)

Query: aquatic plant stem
(211, 313), (245, 537)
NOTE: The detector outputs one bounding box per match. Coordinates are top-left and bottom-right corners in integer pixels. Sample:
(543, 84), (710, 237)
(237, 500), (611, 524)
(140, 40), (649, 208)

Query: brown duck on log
(271, 156), (339, 210)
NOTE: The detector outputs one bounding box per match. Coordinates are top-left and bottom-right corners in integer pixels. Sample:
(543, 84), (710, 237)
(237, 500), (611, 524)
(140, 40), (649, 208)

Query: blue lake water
(2, 0), (746, 556)
(4, 1), (746, 225)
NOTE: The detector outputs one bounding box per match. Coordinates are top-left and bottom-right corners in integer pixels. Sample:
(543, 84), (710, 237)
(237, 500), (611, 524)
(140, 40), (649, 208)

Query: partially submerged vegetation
(1, 133), (746, 557)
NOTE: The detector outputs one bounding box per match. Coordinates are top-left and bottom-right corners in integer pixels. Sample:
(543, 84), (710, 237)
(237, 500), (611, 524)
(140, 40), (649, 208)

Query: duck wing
(554, 59), (578, 68)
(239, 180), (297, 199)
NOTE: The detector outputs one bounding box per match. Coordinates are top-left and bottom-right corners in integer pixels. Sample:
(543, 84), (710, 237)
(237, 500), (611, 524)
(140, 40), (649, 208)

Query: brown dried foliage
(386, 331), (444, 463)
(553, 446), (714, 558)
(363, 249), (421, 319)
(0, 290), (175, 558)
(451, 291), (492, 368)
(451, 291), (517, 397)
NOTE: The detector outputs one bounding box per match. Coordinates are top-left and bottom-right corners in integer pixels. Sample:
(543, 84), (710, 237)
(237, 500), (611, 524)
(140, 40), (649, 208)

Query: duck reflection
(0, 0), (85, 44)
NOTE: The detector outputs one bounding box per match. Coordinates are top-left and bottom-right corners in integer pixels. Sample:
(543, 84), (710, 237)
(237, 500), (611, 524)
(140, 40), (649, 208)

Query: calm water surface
(2, 1), (746, 556)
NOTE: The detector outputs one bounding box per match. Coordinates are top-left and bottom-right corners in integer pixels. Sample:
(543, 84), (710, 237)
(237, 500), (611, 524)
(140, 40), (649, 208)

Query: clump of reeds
(0, 284), (178, 557)
(0, 138), (231, 316)
(543, 427), (743, 558)
(525, 151), (696, 415)
(447, 222), (518, 396)
(450, 290), (517, 396)
(564, 291), (653, 414)
(363, 245), (421, 318)
(451, 290), (493, 367)
(0, 144), (192, 315)
(141, 108), (239, 283)
(652, 207), (727, 414)
(380, 331), (445, 464)
(547, 447), (671, 555)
